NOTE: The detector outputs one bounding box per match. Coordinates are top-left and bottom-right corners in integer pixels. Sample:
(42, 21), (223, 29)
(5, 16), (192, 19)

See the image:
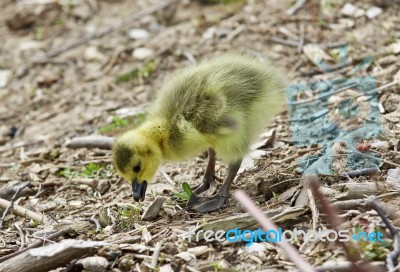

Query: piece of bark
(54, 220), (93, 234)
(141, 197), (164, 221)
(0, 239), (108, 272)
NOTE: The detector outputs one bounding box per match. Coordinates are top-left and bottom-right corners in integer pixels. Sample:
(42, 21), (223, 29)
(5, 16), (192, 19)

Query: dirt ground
(1, 0), (400, 271)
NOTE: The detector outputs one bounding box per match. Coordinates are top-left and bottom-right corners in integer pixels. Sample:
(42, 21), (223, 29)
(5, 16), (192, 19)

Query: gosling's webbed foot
(187, 155), (242, 213)
(186, 193), (227, 213)
(191, 176), (217, 196)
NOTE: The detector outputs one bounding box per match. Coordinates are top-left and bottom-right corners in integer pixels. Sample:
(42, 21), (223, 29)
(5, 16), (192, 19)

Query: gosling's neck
(137, 118), (171, 160)
(137, 116), (213, 162)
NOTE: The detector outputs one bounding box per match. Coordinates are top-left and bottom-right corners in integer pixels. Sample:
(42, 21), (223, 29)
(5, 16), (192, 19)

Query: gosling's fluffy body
(113, 53), (285, 184)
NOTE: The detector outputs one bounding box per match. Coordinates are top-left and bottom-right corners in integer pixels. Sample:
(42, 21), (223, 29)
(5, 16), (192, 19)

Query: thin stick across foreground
(233, 190), (316, 272)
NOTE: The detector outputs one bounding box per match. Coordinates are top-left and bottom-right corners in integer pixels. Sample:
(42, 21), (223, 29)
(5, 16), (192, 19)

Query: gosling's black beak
(132, 179), (147, 202)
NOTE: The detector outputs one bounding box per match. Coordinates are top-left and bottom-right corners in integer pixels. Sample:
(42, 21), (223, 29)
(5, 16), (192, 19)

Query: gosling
(112, 53), (286, 213)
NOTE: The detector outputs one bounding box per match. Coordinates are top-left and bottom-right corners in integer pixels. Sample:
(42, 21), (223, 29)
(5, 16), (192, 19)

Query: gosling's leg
(187, 159), (242, 213)
(191, 148), (217, 196)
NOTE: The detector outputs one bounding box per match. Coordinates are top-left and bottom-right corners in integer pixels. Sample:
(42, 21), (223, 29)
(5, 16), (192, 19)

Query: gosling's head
(112, 130), (162, 202)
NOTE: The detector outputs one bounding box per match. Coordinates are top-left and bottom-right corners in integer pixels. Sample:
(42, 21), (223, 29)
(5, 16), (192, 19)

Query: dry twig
(286, 0), (308, 15)
(0, 183), (30, 229)
(233, 190), (316, 272)
(14, 223), (25, 251)
(297, 23), (305, 53)
(160, 170), (176, 186)
(340, 167), (380, 180)
(89, 217), (102, 233)
(308, 176), (375, 272)
(151, 242), (162, 269)
(366, 197), (400, 272)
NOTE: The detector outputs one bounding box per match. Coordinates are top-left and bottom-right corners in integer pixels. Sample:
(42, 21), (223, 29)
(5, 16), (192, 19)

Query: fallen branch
(65, 135), (114, 150)
(0, 239), (108, 272)
(233, 190), (316, 272)
(0, 229), (70, 263)
(332, 182), (385, 200)
(32, 0), (178, 64)
(0, 198), (46, 225)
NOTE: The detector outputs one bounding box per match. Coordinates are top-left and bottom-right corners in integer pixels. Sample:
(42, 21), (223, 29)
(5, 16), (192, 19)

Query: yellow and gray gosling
(112, 53), (286, 213)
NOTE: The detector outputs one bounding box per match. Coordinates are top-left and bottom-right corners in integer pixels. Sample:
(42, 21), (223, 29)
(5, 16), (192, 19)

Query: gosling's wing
(150, 52), (285, 136)
(150, 68), (236, 135)
(205, 53), (286, 111)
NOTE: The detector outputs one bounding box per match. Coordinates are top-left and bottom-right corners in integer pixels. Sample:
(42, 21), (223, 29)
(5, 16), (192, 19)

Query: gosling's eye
(133, 163), (141, 173)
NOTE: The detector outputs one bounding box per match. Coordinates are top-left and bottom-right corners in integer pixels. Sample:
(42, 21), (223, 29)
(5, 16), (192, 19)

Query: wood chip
(141, 197), (165, 221)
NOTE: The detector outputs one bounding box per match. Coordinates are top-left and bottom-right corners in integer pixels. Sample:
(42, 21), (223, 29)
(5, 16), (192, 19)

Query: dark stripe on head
(113, 144), (133, 172)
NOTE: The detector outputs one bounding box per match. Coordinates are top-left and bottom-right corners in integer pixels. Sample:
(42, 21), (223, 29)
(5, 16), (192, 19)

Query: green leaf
(182, 182), (192, 196)
(174, 192), (190, 200)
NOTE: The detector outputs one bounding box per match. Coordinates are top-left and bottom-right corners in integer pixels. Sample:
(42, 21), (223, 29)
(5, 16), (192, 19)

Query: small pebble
(0, 70), (12, 88)
(341, 3), (358, 17)
(132, 48), (154, 60)
(245, 242), (266, 253)
(78, 256), (109, 272)
(84, 46), (105, 61)
(96, 180), (110, 194)
(366, 6), (383, 19)
(19, 41), (43, 51)
(128, 28), (150, 40)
